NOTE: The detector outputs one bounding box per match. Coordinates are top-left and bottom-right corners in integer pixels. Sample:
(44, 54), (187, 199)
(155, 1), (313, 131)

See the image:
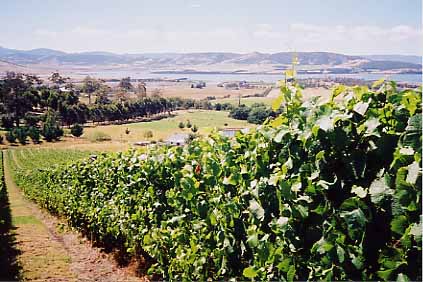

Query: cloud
(30, 23), (423, 55)
(250, 23), (422, 54)
(34, 29), (58, 37)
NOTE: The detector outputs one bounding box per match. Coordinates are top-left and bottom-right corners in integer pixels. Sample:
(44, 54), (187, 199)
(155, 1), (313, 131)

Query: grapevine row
(11, 82), (422, 281)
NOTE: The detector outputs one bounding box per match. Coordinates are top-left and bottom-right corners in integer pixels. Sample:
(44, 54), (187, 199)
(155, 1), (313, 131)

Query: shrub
(5, 131), (16, 143)
(28, 127), (41, 143)
(70, 124), (84, 137)
(191, 124), (198, 133)
(14, 127), (28, 145)
(88, 131), (112, 142)
(187, 132), (199, 143)
(221, 102), (234, 111)
(41, 111), (63, 142)
(178, 121), (185, 129)
(247, 106), (273, 124)
(144, 130), (153, 139)
(186, 120), (192, 128)
(229, 105), (251, 120)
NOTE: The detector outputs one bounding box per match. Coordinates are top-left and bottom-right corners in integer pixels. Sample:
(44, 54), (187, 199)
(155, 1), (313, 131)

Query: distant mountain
(25, 48), (66, 56)
(359, 60), (421, 71)
(0, 46), (421, 74)
(362, 55), (422, 65)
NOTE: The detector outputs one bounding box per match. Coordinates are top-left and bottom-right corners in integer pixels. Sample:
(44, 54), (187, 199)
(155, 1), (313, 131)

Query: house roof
(166, 133), (190, 143)
(220, 127), (249, 138)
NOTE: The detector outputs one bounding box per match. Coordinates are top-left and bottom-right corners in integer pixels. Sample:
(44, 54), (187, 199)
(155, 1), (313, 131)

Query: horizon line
(1, 45), (422, 57)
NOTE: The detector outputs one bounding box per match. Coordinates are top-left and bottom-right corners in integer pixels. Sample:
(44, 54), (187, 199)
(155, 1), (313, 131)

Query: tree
(229, 105), (251, 120)
(28, 127), (41, 143)
(247, 105), (273, 124)
(0, 72), (39, 127)
(136, 82), (147, 98)
(119, 77), (133, 92)
(49, 72), (69, 87)
(60, 103), (88, 127)
(41, 110), (63, 142)
(95, 82), (111, 105)
(191, 124), (198, 133)
(5, 131), (16, 143)
(24, 113), (41, 127)
(178, 121), (185, 129)
(116, 91), (129, 103)
(14, 127), (28, 144)
(186, 120), (192, 128)
(70, 124), (84, 137)
(82, 76), (101, 104)
(1, 116), (14, 129)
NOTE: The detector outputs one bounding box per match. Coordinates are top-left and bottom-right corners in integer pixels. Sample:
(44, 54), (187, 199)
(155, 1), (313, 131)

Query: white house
(166, 133), (190, 146)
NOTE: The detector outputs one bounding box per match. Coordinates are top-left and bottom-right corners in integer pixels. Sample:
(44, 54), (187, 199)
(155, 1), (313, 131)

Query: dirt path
(3, 153), (147, 281)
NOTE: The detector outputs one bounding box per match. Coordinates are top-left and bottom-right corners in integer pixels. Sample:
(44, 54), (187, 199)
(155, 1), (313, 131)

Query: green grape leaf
(243, 266), (258, 278)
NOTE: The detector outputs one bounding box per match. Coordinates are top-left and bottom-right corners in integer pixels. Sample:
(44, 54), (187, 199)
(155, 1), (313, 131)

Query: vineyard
(8, 82), (422, 281)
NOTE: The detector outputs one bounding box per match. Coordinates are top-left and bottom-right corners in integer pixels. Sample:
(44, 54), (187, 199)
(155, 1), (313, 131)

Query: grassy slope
(212, 97), (273, 106)
(83, 110), (251, 142)
(0, 110), (253, 152)
(3, 150), (77, 281)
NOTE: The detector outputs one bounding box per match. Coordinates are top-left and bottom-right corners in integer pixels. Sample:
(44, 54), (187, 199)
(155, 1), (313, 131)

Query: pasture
(83, 110), (251, 143)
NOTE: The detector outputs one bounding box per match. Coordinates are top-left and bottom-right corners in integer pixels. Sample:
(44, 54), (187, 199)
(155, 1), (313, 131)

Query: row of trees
(0, 72), (226, 134)
(0, 71), (267, 144)
(178, 120), (199, 132)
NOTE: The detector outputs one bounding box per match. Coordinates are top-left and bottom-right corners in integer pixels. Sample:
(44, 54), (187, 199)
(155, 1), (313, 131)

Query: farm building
(190, 81), (206, 89)
(166, 133), (190, 146)
(219, 127), (249, 138)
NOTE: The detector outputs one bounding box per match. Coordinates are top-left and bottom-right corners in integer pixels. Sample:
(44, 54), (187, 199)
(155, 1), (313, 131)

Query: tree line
(0, 71), (271, 144)
(0, 72), (223, 143)
(229, 102), (277, 124)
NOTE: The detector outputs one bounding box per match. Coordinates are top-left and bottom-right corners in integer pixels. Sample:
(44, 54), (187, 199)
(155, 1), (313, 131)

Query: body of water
(79, 70), (422, 84)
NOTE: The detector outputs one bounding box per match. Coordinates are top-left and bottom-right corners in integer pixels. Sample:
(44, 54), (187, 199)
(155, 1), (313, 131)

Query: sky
(1, 0), (422, 55)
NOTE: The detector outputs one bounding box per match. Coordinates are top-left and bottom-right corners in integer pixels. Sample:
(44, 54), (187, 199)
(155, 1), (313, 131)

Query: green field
(212, 97), (273, 106)
(83, 110), (251, 142)
(7, 148), (92, 172)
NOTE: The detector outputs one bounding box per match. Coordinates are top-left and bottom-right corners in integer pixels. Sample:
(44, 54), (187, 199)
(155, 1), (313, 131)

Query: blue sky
(1, 0), (422, 55)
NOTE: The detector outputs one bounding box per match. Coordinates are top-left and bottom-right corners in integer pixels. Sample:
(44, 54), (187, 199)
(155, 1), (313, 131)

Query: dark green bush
(70, 124), (84, 137)
(41, 111), (63, 142)
(229, 105), (251, 120)
(28, 127), (41, 143)
(5, 131), (16, 143)
(14, 128), (28, 145)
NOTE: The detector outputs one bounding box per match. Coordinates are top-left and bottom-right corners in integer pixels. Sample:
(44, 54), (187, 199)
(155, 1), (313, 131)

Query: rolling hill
(0, 46), (421, 74)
